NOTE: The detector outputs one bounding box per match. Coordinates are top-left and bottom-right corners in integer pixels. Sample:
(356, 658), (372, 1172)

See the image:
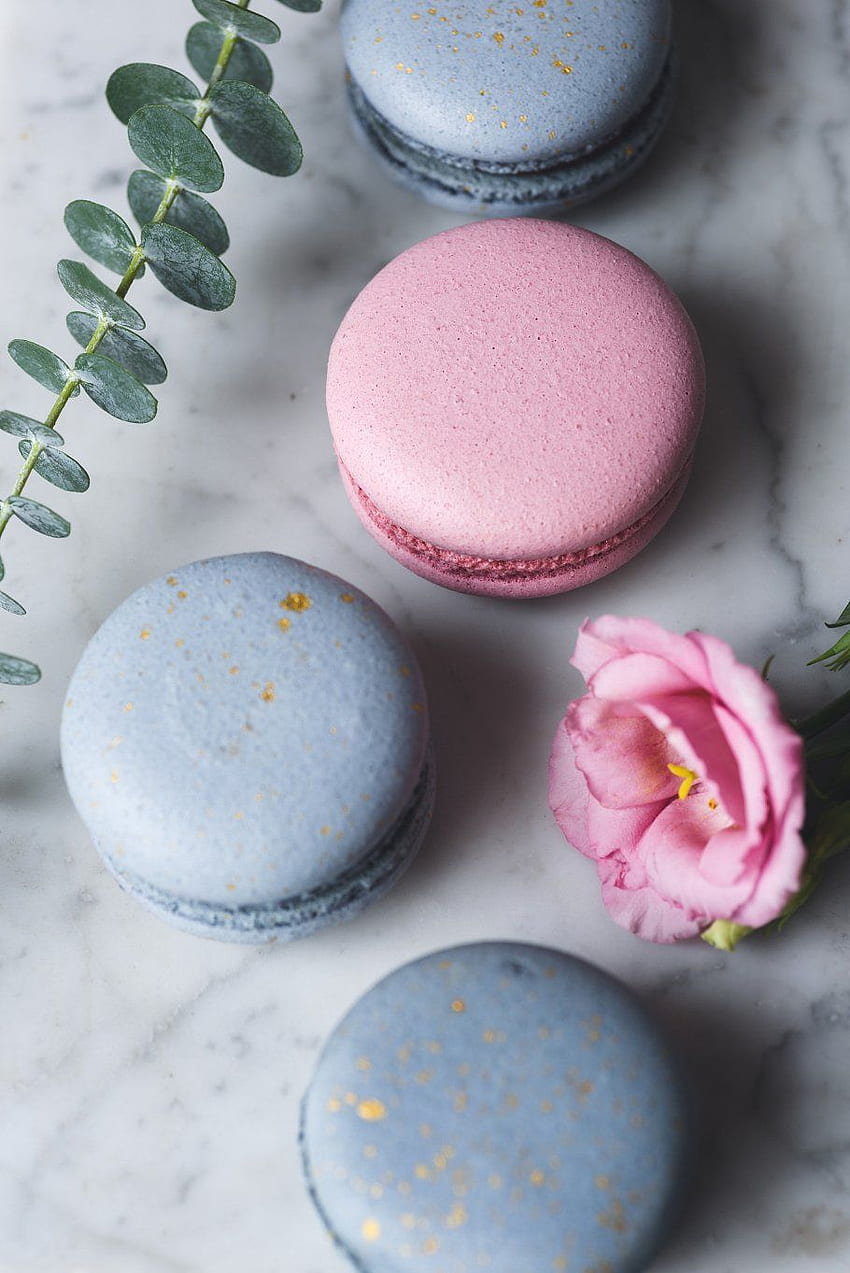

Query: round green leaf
(128, 105), (224, 194)
(7, 341), (78, 396)
(274, 0), (322, 10)
(191, 0), (280, 44)
(66, 312), (167, 386)
(186, 22), (273, 92)
(7, 495), (71, 538)
(127, 170), (229, 256)
(209, 81), (302, 176)
(0, 412), (64, 447)
(0, 652), (41, 685)
(75, 353), (157, 423)
(0, 590), (26, 616)
(18, 440), (91, 494)
(106, 63), (200, 125)
(57, 260), (145, 331)
(142, 223), (236, 311)
(64, 201), (140, 275)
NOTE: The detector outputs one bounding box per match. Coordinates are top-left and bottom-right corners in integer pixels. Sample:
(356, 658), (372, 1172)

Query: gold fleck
(260, 682), (275, 702)
(451, 999), (466, 1013)
(500, 119), (508, 128)
(483, 1029), (496, 1043)
(519, 113), (528, 122)
(124, 702), (134, 712)
(166, 576), (177, 586)
(422, 1237), (439, 1255)
(233, 811), (244, 821)
(326, 1097), (342, 1112)
(357, 1098), (387, 1122)
(466, 112), (476, 122)
(320, 825), (331, 836)
(177, 590), (188, 600)
(110, 770), (119, 784)
(595, 1174), (610, 1190)
(140, 627), (151, 640)
(548, 129), (557, 140)
(415, 1070), (433, 1085)
(226, 882), (236, 892)
(363, 1144), (378, 1159)
(278, 616), (291, 632)
(530, 1170), (545, 1186)
(414, 1163), (432, 1180)
(175, 638), (185, 648)
(281, 591), (311, 613)
(621, 40), (631, 48)
(357, 1057), (372, 1071)
(344, 1092), (358, 1105)
(493, 31), (504, 44)
(340, 592), (355, 603)
(454, 1092), (468, 1112)
(445, 1203), (468, 1229)
(229, 666), (239, 675)
(362, 1218), (381, 1242)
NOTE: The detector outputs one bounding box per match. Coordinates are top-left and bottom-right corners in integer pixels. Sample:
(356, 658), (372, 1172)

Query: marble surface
(1, 1), (849, 1270)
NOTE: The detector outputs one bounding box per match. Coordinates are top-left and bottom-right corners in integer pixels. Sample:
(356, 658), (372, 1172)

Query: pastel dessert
(341, 0), (674, 213)
(327, 219), (705, 599)
(301, 941), (690, 1273)
(61, 553), (434, 942)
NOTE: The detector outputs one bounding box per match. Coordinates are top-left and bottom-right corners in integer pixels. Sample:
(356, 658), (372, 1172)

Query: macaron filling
(342, 457), (692, 587)
(347, 52), (674, 208)
(97, 752), (436, 940)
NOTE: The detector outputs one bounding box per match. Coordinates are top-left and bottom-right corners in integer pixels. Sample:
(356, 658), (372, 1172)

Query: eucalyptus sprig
(0, 0), (319, 685)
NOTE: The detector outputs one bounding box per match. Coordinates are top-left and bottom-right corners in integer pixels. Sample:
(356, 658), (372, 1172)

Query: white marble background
(1, 0), (849, 1269)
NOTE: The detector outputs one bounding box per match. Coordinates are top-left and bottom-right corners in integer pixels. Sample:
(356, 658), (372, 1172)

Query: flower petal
(548, 718), (593, 857)
(567, 696), (679, 809)
(587, 797), (670, 861)
(575, 616), (711, 686)
(639, 797), (758, 918)
(597, 855), (704, 943)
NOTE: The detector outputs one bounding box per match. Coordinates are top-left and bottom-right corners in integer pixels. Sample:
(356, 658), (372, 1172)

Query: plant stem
(0, 13), (249, 542)
(795, 687), (850, 740)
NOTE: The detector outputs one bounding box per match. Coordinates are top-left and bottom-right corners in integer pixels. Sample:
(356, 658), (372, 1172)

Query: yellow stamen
(667, 763), (698, 800)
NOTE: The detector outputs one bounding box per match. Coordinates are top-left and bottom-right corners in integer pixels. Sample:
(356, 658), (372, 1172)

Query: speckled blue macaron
(341, 0), (674, 213)
(61, 553), (434, 943)
(301, 942), (690, 1273)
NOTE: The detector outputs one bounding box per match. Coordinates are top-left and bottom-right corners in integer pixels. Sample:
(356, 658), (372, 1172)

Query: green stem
(0, 11), (249, 544)
(795, 687), (850, 741)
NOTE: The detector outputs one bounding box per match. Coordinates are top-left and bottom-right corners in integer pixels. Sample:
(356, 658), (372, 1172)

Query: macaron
(327, 219), (705, 599)
(341, 0), (674, 213)
(301, 941), (690, 1273)
(61, 552), (434, 943)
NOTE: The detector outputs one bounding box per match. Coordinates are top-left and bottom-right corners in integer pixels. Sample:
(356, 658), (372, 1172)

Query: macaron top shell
(341, 0), (672, 166)
(301, 942), (689, 1273)
(327, 219), (705, 561)
(61, 553), (429, 909)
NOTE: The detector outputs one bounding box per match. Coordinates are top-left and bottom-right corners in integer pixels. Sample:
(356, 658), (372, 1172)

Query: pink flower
(548, 616), (806, 943)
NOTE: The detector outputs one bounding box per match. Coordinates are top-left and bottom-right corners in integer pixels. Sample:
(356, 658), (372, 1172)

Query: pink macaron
(326, 219), (705, 599)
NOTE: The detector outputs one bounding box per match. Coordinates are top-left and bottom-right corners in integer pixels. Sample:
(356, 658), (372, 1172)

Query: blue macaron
(301, 942), (690, 1273)
(61, 552), (434, 943)
(341, 0), (674, 214)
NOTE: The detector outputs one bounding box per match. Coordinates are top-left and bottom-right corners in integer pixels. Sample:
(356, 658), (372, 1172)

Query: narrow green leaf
(66, 312), (167, 386)
(825, 602), (850, 629)
(8, 341), (79, 396)
(0, 591), (25, 616)
(6, 495), (71, 538)
(106, 63), (200, 125)
(0, 652), (40, 685)
(273, 0), (322, 10)
(209, 81), (302, 176)
(141, 223), (236, 311)
(191, 0), (280, 44)
(127, 170), (229, 255)
(186, 22), (273, 92)
(57, 260), (145, 331)
(64, 200), (140, 275)
(0, 412), (64, 447)
(75, 354), (157, 423)
(18, 440), (90, 494)
(0, 555), (4, 582)
(128, 104), (224, 194)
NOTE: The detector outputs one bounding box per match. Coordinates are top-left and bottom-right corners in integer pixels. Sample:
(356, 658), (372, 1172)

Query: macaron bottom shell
(340, 457), (694, 599)
(346, 54), (674, 216)
(96, 750), (436, 944)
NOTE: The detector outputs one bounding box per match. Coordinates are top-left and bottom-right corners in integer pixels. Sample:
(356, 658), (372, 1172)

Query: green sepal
(64, 200), (141, 276)
(0, 652), (41, 685)
(273, 0), (322, 10)
(66, 312), (167, 386)
(106, 63), (200, 125)
(6, 495), (71, 538)
(75, 353), (158, 423)
(209, 80), (302, 175)
(57, 260), (145, 331)
(128, 105), (224, 194)
(0, 590), (25, 616)
(0, 412), (64, 447)
(141, 222), (236, 311)
(7, 341), (79, 396)
(191, 0), (281, 44)
(18, 440), (91, 494)
(186, 22), (273, 92)
(127, 170), (229, 256)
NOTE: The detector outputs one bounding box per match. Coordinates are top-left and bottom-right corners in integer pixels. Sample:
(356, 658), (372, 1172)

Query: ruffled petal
(548, 718), (593, 857)
(597, 855), (704, 943)
(567, 697), (679, 809)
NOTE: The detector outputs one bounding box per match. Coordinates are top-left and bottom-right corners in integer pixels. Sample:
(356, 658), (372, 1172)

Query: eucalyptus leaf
(64, 200), (140, 275)
(209, 81), (302, 175)
(6, 495), (71, 539)
(186, 22), (273, 92)
(106, 63), (200, 125)
(66, 312), (167, 386)
(0, 412), (64, 447)
(0, 591), (25, 617)
(18, 440), (91, 494)
(191, 0), (280, 44)
(127, 105), (224, 193)
(0, 652), (41, 686)
(274, 0), (322, 10)
(127, 170), (229, 255)
(7, 341), (78, 396)
(57, 260), (145, 331)
(141, 223), (235, 311)
(75, 354), (157, 423)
